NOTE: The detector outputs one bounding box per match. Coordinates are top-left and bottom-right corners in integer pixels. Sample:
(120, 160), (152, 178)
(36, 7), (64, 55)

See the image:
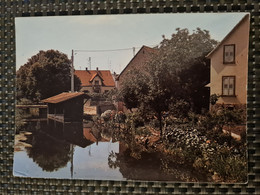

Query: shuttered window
(222, 76), (235, 96)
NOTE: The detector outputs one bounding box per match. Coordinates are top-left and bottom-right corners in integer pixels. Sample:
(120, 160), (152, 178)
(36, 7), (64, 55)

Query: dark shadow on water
(22, 120), (94, 172)
(17, 120), (208, 181)
(108, 146), (207, 182)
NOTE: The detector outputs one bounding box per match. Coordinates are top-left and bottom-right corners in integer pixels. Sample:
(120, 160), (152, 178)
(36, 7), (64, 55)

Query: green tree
(178, 55), (211, 113)
(17, 50), (81, 103)
(120, 28), (217, 135)
(145, 28), (217, 134)
(119, 69), (150, 112)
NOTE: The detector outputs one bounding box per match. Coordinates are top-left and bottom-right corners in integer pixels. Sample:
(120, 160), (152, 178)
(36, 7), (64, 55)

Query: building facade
(206, 14), (250, 110)
(42, 92), (87, 122)
(75, 68), (115, 93)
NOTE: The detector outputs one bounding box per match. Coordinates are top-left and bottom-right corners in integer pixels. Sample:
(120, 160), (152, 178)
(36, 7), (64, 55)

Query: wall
(81, 86), (115, 93)
(210, 16), (249, 105)
(117, 47), (154, 89)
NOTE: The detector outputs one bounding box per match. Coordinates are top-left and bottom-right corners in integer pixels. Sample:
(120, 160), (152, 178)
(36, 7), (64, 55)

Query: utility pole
(71, 50), (74, 92)
(88, 57), (91, 70)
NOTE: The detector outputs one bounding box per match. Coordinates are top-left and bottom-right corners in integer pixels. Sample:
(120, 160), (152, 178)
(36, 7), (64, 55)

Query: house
(116, 45), (157, 89)
(75, 68), (115, 93)
(42, 92), (88, 122)
(206, 14), (250, 111)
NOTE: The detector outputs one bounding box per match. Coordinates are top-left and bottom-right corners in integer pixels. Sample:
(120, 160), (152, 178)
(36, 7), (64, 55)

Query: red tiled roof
(42, 92), (86, 104)
(75, 70), (115, 87)
(89, 72), (104, 82)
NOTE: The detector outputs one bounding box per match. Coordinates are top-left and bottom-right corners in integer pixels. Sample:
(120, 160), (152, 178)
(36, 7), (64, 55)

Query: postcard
(13, 13), (249, 182)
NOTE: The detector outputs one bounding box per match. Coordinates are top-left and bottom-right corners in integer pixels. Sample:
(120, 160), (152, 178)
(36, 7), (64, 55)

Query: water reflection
(14, 120), (124, 180)
(26, 129), (71, 172)
(23, 120), (94, 172)
(14, 119), (205, 181)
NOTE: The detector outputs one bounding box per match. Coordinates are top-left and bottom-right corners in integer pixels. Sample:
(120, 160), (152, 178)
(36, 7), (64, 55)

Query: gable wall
(210, 17), (250, 105)
(118, 47), (153, 89)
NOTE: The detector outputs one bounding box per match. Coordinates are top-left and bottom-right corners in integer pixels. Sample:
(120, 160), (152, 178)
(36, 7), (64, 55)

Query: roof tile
(75, 70), (115, 87)
(42, 92), (86, 104)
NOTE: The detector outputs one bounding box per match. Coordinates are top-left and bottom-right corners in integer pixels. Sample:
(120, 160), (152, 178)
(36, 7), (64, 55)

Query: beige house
(75, 68), (115, 93)
(206, 14), (250, 110)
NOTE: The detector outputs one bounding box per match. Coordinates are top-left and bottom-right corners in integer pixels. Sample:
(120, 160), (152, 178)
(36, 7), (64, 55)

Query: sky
(15, 13), (248, 74)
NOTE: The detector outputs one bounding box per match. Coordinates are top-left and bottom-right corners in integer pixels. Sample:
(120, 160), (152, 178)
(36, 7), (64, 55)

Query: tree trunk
(158, 112), (163, 137)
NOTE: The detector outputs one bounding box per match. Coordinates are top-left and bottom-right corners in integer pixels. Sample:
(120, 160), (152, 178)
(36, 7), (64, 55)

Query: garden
(91, 105), (247, 182)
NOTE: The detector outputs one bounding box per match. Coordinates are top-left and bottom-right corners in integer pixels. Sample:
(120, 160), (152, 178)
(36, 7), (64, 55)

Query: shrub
(169, 99), (191, 120)
(126, 112), (145, 128)
(210, 94), (220, 105)
(135, 126), (151, 137)
(209, 145), (247, 182)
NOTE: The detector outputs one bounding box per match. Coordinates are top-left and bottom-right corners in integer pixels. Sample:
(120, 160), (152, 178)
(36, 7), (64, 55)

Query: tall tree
(120, 28), (218, 135)
(17, 50), (81, 103)
(145, 28), (217, 134)
(119, 69), (149, 112)
(178, 55), (211, 113)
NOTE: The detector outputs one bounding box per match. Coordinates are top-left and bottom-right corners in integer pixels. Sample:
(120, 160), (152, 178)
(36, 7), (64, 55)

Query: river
(13, 120), (205, 181)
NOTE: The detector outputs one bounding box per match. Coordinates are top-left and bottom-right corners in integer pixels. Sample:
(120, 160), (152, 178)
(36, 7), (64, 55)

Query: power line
(74, 44), (158, 53)
(75, 48), (135, 53)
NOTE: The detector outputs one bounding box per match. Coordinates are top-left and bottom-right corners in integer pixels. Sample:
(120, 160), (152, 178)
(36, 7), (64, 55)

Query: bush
(169, 99), (191, 119)
(135, 126), (151, 137)
(210, 94), (220, 105)
(209, 145), (247, 182)
(126, 112), (145, 128)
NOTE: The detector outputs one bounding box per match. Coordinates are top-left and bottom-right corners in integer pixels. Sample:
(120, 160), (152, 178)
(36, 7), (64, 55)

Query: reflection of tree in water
(108, 147), (207, 181)
(22, 122), (71, 172)
(25, 130), (71, 172)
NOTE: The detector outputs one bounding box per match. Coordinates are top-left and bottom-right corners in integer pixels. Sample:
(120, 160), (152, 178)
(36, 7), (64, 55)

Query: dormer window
(223, 44), (235, 64)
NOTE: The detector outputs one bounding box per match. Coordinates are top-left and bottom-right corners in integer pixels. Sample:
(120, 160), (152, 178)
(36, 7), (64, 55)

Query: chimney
(96, 67), (99, 71)
(86, 67), (88, 71)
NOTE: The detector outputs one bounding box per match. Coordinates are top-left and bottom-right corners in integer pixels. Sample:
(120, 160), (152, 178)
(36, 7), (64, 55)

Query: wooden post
(71, 50), (74, 92)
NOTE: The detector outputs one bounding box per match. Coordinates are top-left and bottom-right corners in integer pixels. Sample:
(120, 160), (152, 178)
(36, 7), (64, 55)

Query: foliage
(15, 108), (27, 133)
(199, 107), (244, 134)
(114, 111), (127, 123)
(210, 94), (220, 105)
(25, 130), (71, 172)
(135, 126), (152, 137)
(103, 88), (120, 102)
(17, 98), (34, 105)
(145, 28), (217, 120)
(17, 50), (81, 103)
(178, 56), (211, 113)
(125, 112), (145, 128)
(119, 28), (217, 134)
(163, 123), (247, 182)
(119, 69), (149, 111)
(169, 99), (191, 120)
(95, 106), (246, 182)
(209, 144), (247, 182)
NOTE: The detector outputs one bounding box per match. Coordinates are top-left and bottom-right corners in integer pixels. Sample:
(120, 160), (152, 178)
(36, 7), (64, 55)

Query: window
(94, 80), (99, 85)
(222, 76), (235, 96)
(223, 44), (235, 64)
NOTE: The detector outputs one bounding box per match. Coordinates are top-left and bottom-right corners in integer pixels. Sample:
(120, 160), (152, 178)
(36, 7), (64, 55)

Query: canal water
(13, 120), (203, 181)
